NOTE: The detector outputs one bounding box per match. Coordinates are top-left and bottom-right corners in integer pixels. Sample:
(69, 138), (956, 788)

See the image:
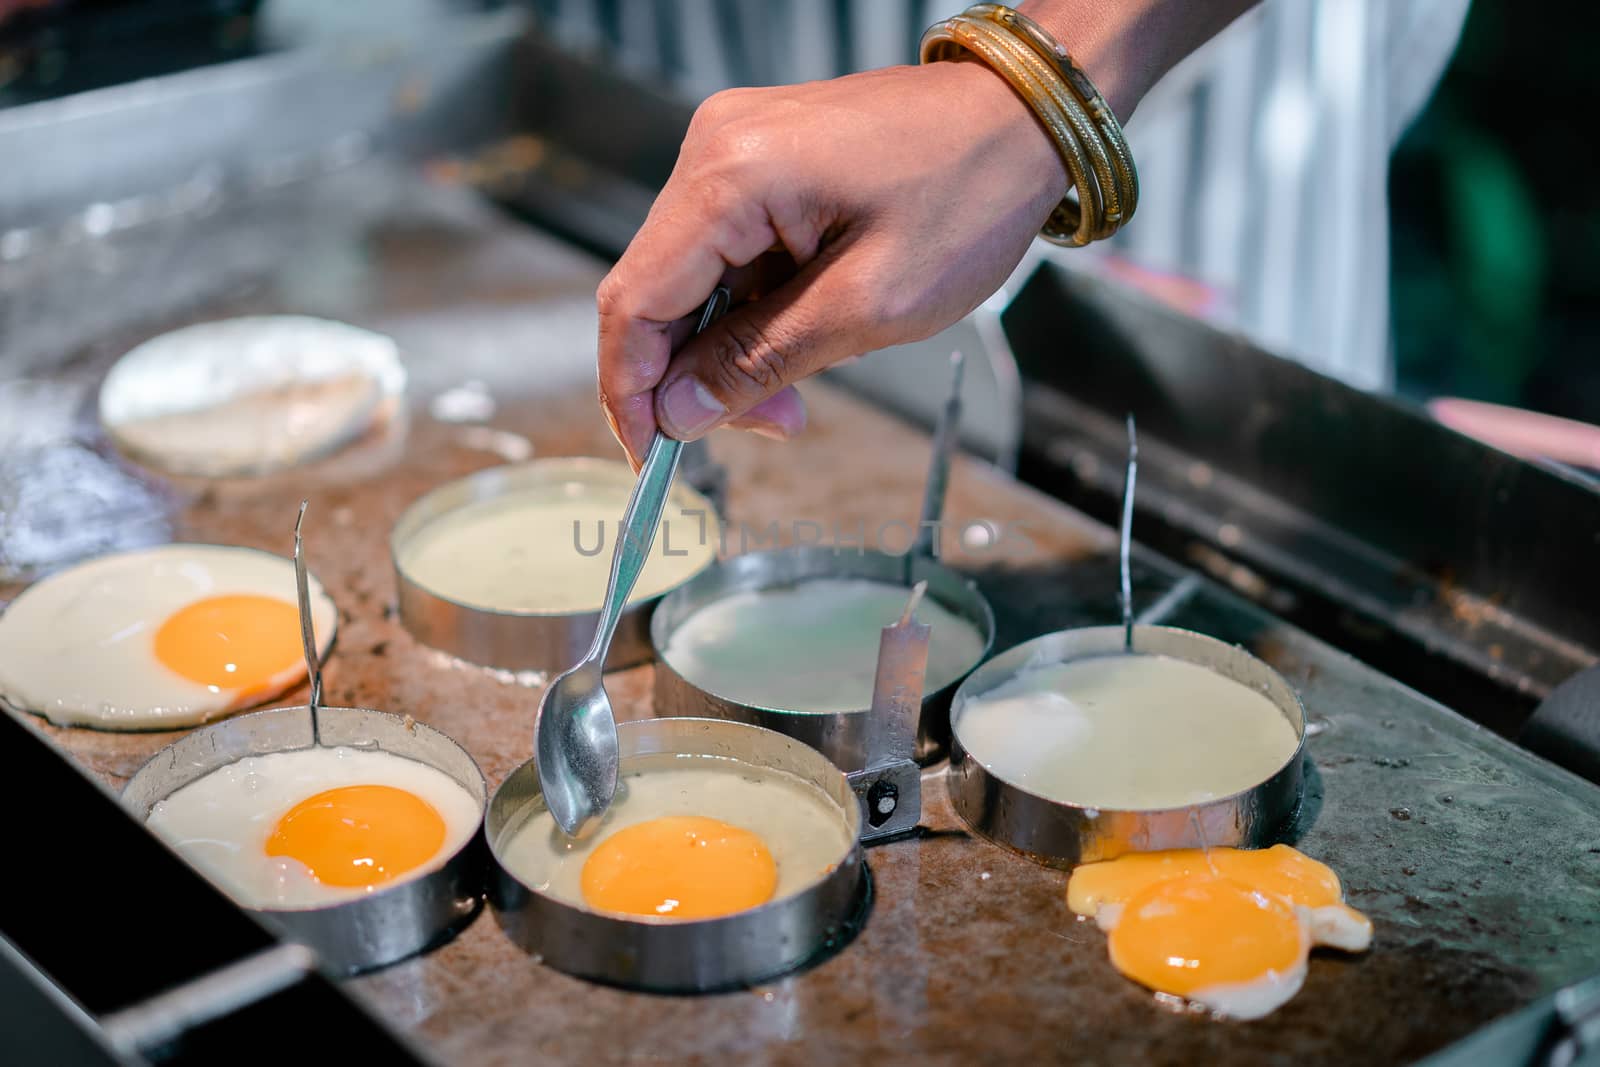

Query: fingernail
(746, 424), (792, 442)
(730, 417), (796, 441)
(658, 377), (726, 437)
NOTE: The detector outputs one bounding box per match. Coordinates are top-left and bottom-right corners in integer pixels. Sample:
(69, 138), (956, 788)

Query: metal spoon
(535, 286), (731, 838)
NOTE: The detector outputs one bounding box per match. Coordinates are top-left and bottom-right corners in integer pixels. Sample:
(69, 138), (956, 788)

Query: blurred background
(2, 0), (1594, 425)
(1388, 0), (1600, 424)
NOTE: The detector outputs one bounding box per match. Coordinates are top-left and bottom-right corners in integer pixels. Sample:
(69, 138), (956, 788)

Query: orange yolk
(580, 815), (778, 919)
(1066, 844), (1373, 1014)
(154, 594), (302, 691)
(1107, 875), (1307, 997)
(1068, 844), (1343, 918)
(265, 785), (446, 889)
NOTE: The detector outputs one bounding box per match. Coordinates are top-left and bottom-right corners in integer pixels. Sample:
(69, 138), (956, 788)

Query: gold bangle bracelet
(921, 18), (1102, 245)
(968, 4), (1139, 224)
(953, 14), (1123, 238)
(920, 4), (1139, 246)
(969, 6), (1136, 238)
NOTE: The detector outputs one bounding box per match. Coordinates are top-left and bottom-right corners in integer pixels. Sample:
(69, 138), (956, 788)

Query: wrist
(1015, 0), (1157, 121)
(922, 58), (1072, 203)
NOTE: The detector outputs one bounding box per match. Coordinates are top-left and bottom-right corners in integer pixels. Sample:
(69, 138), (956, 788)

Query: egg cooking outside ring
(1067, 844), (1374, 1019)
(0, 544), (337, 730)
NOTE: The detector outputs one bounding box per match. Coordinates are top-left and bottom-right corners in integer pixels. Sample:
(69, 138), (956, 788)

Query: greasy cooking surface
(6, 163), (1600, 1065)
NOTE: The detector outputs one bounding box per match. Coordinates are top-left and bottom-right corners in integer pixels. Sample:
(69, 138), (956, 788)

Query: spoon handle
(584, 287), (730, 668)
(586, 432), (684, 667)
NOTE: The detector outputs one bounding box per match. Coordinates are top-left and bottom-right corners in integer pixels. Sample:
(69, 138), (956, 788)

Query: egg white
(99, 315), (405, 477)
(1187, 954), (1309, 1021)
(0, 544), (337, 729)
(146, 746), (481, 909)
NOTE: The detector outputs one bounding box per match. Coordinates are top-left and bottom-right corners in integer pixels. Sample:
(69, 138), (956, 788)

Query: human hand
(595, 58), (1072, 467)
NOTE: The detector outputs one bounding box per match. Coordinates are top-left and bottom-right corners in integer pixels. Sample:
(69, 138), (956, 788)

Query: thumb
(653, 266), (866, 441)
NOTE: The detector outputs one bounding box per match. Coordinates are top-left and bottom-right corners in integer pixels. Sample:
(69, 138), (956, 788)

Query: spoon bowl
(532, 287), (729, 838)
(534, 663), (618, 839)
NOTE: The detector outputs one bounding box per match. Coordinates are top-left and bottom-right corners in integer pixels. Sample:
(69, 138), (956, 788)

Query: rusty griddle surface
(6, 163), (1600, 1066)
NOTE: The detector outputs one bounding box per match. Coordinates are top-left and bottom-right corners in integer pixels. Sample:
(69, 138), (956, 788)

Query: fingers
(660, 250), (801, 358)
(653, 258), (867, 442)
(597, 188), (783, 465)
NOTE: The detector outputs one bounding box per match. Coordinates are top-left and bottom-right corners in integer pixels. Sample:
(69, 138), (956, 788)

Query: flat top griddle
(4, 162), (1599, 1066)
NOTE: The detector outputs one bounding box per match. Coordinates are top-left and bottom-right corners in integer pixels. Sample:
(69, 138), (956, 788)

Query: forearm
(1017, 0), (1260, 119)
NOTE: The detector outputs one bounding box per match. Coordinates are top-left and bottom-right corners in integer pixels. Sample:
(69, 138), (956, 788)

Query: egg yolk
(1107, 875), (1306, 997)
(1068, 844), (1344, 917)
(580, 815), (778, 919)
(1066, 844), (1373, 1015)
(265, 785), (446, 889)
(154, 594), (303, 691)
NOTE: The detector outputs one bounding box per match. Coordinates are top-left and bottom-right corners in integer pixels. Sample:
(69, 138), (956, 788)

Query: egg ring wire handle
(293, 499), (324, 745)
(1119, 415), (1138, 652)
(911, 351), (967, 564)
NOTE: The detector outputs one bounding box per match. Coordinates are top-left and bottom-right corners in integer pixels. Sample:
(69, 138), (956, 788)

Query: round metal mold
(947, 625), (1307, 868)
(486, 717), (867, 993)
(649, 546), (996, 769)
(391, 457), (719, 674)
(122, 705), (489, 976)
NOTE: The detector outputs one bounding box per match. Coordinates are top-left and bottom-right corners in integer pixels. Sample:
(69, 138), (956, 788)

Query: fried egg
(0, 544), (336, 729)
(98, 316), (405, 477)
(1066, 844), (1372, 1019)
(146, 746), (481, 909)
(497, 752), (852, 920)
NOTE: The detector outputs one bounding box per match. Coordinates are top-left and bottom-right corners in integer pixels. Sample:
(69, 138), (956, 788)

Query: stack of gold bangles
(920, 4), (1138, 246)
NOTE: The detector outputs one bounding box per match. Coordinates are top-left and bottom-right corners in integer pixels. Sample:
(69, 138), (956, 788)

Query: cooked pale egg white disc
(497, 753), (853, 920)
(98, 316), (406, 477)
(1067, 845), (1373, 1019)
(146, 746), (481, 909)
(0, 544), (336, 729)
